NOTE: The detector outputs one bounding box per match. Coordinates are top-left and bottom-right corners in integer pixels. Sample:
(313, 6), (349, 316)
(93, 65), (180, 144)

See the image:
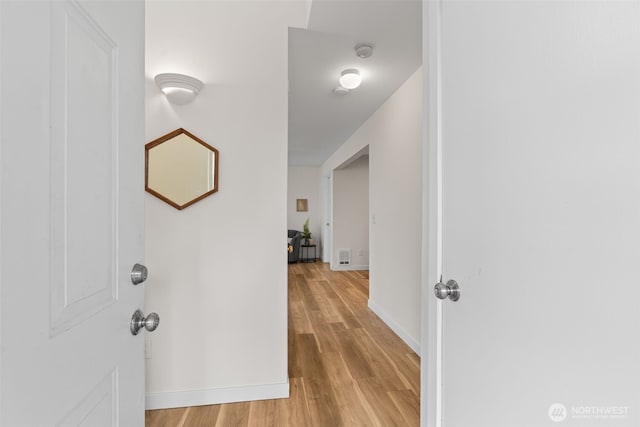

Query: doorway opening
(331, 148), (370, 275)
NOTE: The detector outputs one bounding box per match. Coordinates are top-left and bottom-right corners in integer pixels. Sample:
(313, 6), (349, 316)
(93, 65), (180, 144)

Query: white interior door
(424, 1), (640, 426)
(1, 0), (146, 425)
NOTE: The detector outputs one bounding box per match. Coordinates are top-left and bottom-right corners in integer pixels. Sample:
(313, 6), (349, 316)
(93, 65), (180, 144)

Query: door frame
(323, 172), (332, 264)
(422, 0), (444, 426)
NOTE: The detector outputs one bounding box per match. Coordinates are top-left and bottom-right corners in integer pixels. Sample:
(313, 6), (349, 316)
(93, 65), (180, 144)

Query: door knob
(130, 309), (160, 335)
(434, 279), (460, 301)
(131, 263), (148, 285)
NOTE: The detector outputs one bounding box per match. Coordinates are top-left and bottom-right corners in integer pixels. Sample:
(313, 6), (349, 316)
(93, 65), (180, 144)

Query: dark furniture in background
(300, 244), (317, 263)
(288, 230), (302, 263)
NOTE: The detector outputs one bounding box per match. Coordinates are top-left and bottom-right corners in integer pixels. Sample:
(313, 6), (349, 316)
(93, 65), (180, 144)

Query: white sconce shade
(154, 73), (204, 105)
(339, 69), (362, 90)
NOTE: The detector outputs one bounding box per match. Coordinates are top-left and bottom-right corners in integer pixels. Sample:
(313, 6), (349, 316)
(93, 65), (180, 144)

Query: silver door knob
(131, 263), (148, 285)
(434, 279), (460, 301)
(130, 309), (160, 335)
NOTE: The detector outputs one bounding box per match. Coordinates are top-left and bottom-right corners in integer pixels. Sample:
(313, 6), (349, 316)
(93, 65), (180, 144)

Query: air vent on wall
(338, 249), (351, 265)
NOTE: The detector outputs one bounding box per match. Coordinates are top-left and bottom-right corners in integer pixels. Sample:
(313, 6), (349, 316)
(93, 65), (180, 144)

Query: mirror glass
(145, 128), (219, 210)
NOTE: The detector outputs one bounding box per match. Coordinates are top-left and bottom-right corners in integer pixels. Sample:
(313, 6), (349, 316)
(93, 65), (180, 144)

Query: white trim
(145, 381), (289, 410)
(322, 173), (332, 263)
(368, 300), (421, 356)
(423, 0), (443, 426)
(329, 264), (369, 271)
(0, 1), (4, 415)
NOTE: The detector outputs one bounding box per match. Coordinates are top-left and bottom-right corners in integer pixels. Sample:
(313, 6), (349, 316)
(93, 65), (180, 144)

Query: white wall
(321, 67), (423, 354)
(287, 166), (322, 256)
(144, 1), (306, 409)
(332, 156), (370, 269)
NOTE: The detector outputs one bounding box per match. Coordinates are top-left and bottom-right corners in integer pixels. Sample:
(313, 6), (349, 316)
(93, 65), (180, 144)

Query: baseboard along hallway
(145, 262), (420, 426)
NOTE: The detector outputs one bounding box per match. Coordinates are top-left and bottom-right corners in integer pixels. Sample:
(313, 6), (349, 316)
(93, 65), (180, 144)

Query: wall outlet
(145, 339), (151, 359)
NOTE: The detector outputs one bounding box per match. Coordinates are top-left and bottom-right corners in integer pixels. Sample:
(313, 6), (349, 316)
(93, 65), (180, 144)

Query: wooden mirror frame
(145, 128), (219, 210)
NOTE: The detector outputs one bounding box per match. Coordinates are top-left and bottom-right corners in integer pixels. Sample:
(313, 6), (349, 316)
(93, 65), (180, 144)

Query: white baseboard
(330, 264), (369, 271)
(368, 300), (421, 356)
(145, 381), (289, 410)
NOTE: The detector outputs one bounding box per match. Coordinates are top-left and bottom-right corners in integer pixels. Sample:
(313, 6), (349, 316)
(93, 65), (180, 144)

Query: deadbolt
(130, 310), (160, 335)
(131, 263), (148, 285)
(434, 279), (461, 301)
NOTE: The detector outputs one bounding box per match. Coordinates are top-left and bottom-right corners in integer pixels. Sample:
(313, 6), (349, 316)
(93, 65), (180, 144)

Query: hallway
(146, 262), (420, 426)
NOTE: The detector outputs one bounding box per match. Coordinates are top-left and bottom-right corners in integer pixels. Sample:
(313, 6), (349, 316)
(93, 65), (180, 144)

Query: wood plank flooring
(145, 262), (420, 426)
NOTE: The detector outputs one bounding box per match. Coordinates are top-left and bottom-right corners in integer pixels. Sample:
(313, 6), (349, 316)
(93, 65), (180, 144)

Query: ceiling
(288, 0), (422, 166)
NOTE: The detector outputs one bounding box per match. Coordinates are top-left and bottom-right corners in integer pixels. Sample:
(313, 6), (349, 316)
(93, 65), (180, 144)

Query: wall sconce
(154, 73), (204, 105)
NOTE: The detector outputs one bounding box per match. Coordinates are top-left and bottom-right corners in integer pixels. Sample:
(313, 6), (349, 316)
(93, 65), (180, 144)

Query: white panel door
(424, 1), (640, 426)
(1, 0), (146, 425)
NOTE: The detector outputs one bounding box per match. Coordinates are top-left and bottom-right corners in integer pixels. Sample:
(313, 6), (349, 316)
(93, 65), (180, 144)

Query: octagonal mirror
(145, 128), (219, 210)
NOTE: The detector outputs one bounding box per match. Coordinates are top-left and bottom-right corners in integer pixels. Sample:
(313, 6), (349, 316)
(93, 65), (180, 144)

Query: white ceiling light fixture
(339, 69), (362, 90)
(154, 73), (204, 105)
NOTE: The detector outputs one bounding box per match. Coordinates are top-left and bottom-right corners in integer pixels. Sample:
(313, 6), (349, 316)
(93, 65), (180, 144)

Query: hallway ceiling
(288, 0), (422, 166)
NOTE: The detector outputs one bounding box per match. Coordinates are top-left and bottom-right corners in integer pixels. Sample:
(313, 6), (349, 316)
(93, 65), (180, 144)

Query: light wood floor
(146, 262), (420, 426)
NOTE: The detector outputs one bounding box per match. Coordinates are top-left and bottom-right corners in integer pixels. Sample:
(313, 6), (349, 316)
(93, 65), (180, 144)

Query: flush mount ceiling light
(339, 69), (362, 90)
(154, 73), (204, 105)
